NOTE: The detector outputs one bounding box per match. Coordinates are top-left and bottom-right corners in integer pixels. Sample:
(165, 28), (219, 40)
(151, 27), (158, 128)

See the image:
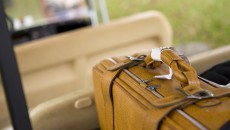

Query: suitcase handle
(145, 47), (198, 86)
(144, 47), (214, 98)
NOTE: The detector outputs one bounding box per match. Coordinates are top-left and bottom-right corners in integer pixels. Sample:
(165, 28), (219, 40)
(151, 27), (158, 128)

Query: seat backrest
(190, 45), (230, 74)
(0, 11), (172, 129)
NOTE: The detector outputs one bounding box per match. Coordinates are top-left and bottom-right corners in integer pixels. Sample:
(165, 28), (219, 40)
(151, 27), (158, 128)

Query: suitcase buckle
(187, 90), (214, 99)
(126, 55), (145, 61)
(177, 88), (214, 100)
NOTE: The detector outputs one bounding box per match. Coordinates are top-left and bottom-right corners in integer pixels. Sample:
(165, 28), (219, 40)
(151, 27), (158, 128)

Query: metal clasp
(126, 56), (144, 61)
(177, 88), (214, 100)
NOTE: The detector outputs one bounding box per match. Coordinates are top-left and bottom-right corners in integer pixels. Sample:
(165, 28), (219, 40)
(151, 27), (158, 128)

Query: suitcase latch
(177, 88), (214, 100)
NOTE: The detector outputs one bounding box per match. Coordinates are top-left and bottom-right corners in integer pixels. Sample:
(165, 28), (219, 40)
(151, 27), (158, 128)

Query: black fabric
(220, 120), (230, 130)
(200, 60), (230, 85)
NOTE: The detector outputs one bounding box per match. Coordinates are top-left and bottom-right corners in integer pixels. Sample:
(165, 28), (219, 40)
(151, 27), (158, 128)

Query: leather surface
(93, 49), (230, 130)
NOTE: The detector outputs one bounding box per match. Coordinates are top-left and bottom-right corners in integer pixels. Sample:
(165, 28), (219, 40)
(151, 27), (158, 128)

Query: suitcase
(93, 47), (230, 130)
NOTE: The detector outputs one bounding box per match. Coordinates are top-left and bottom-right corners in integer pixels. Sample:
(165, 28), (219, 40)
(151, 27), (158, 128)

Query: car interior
(0, 11), (229, 130)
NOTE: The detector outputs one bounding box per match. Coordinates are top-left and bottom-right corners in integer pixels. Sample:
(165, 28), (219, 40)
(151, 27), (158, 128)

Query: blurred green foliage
(106, 0), (230, 47)
(5, 0), (43, 20)
(5, 0), (230, 47)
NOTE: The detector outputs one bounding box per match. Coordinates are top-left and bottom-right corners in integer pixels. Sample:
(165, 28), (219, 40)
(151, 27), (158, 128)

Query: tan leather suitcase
(93, 47), (230, 130)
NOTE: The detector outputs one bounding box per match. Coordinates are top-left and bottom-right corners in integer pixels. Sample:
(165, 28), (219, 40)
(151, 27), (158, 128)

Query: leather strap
(101, 69), (121, 130)
(151, 88), (230, 107)
(144, 54), (162, 68)
(151, 94), (187, 107)
(161, 49), (198, 86)
(144, 49), (198, 86)
(143, 109), (173, 130)
(144, 87), (230, 129)
(143, 99), (195, 130)
(101, 59), (143, 130)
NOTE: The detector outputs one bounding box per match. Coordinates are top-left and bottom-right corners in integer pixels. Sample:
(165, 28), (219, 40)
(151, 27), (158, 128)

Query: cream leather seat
(190, 45), (230, 74)
(0, 11), (173, 129)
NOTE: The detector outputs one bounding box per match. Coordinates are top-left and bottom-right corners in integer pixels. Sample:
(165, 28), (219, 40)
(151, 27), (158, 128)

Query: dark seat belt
(0, 1), (32, 130)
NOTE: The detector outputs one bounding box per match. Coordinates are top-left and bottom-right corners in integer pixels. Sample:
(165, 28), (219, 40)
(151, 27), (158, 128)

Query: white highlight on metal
(177, 110), (208, 130)
(199, 76), (230, 88)
(151, 48), (173, 80)
(108, 57), (117, 64)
